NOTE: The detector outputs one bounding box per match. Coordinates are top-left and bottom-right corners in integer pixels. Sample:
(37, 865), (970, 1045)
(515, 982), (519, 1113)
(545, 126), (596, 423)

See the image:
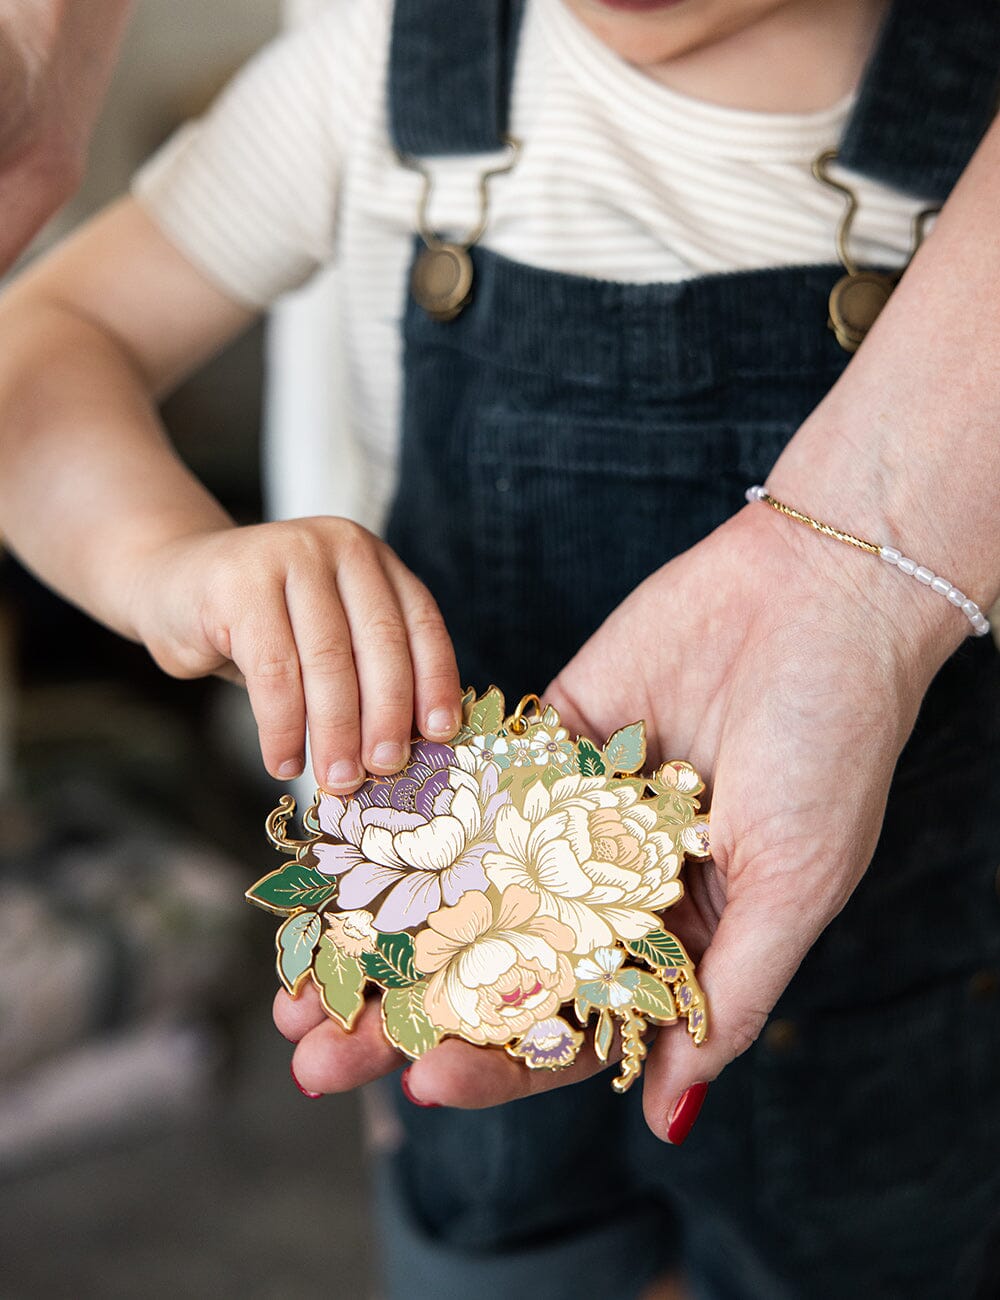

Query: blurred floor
(0, 1011), (376, 1300)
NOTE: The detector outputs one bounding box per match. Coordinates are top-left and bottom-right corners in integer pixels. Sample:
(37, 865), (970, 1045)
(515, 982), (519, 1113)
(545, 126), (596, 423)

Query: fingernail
(325, 760), (363, 790)
(290, 1061), (322, 1099)
(427, 708), (457, 737)
(401, 1066), (440, 1108)
(277, 757), (304, 779)
(372, 741), (406, 770)
(666, 1082), (708, 1145)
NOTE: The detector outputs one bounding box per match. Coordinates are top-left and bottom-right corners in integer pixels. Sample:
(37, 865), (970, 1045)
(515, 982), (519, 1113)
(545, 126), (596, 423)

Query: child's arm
(0, 198), (462, 788)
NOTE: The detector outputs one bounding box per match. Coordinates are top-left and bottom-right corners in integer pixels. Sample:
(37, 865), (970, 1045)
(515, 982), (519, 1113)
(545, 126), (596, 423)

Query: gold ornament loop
(507, 692), (542, 735)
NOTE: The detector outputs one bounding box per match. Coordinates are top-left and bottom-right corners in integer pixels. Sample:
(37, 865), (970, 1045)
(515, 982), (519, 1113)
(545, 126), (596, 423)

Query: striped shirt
(134, 0), (931, 531)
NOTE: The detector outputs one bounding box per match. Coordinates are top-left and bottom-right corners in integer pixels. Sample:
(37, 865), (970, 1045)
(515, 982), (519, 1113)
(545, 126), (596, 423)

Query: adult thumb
(640, 883), (827, 1143)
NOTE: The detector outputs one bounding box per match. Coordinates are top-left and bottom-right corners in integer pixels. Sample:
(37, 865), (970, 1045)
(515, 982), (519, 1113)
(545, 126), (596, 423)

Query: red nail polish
(401, 1066), (440, 1108)
(290, 1061), (322, 1099)
(666, 1082), (708, 1145)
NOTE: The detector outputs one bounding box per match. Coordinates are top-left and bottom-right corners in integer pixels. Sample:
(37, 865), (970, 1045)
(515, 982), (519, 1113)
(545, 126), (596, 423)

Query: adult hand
(274, 502), (958, 1137)
(0, 0), (132, 272)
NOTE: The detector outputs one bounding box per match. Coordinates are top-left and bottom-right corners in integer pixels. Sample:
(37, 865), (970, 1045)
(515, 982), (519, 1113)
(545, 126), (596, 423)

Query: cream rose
(483, 774), (682, 953)
(414, 885), (575, 1045)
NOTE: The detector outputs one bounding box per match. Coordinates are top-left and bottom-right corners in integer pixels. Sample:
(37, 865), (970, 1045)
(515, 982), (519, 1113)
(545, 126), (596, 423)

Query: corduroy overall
(376, 4), (1000, 1295)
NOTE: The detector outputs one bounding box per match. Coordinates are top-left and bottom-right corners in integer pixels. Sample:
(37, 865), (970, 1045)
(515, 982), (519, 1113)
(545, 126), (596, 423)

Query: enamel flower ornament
(247, 688), (711, 1092)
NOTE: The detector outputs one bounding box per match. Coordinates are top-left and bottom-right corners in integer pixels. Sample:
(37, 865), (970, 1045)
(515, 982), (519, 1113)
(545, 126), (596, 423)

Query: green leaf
(625, 928), (690, 971)
(313, 935), (366, 1029)
(630, 971), (677, 1022)
(540, 764), (563, 789)
(574, 995), (592, 1026)
(468, 685), (505, 736)
(595, 1008), (615, 1062)
(276, 911), (322, 994)
(382, 983), (442, 1059)
(576, 739), (606, 777)
(603, 721), (646, 775)
(246, 862), (338, 916)
(361, 930), (418, 988)
(541, 705), (560, 728)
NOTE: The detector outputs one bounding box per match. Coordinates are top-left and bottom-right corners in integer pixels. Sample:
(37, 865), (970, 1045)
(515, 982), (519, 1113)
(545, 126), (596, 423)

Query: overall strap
(840, 0), (1000, 200)
(389, 0), (525, 155)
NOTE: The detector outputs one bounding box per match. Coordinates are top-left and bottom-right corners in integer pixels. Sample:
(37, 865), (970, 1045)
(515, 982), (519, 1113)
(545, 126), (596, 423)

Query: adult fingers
(381, 549), (463, 741)
(401, 1021), (628, 1109)
(278, 985), (626, 1105)
(290, 999), (404, 1095)
(273, 983), (327, 1042)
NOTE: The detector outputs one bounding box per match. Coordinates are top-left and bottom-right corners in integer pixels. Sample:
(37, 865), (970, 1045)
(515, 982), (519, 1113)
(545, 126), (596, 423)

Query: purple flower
(311, 743), (510, 931)
(509, 1016), (584, 1070)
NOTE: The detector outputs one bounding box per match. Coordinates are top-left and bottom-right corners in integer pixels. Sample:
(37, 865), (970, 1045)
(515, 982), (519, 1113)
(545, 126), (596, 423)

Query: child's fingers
(231, 590), (307, 779)
(381, 549), (463, 740)
(284, 574), (363, 793)
(335, 548), (415, 777)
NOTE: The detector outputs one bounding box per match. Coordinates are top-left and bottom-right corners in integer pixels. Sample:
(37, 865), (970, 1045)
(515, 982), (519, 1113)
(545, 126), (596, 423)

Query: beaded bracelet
(745, 485), (991, 638)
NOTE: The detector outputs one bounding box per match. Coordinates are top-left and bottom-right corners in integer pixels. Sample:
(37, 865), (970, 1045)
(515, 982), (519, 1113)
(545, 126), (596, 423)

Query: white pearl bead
(931, 577), (951, 595)
(897, 557), (917, 575)
(947, 587), (965, 606)
(962, 599), (981, 618)
(972, 613), (991, 636)
(914, 566), (934, 584)
(880, 546), (901, 564)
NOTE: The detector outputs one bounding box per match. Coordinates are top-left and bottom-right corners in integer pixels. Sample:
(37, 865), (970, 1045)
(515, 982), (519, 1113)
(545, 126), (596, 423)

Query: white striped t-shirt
(134, 0), (933, 531)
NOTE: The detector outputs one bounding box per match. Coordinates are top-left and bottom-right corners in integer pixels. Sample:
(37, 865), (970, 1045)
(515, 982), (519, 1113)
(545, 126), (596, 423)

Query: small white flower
(574, 946), (625, 983)
(527, 727), (573, 767)
(470, 733), (510, 769)
(681, 820), (711, 856)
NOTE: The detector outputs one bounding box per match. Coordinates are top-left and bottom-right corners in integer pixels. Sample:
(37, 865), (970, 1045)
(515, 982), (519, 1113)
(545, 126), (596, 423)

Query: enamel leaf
(382, 983), (441, 1058)
(276, 911), (323, 994)
(603, 721), (646, 774)
(312, 934), (366, 1030)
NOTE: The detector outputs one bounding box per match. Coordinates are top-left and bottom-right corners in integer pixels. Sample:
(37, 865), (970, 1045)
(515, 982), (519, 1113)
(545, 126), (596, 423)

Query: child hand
(129, 517), (462, 789)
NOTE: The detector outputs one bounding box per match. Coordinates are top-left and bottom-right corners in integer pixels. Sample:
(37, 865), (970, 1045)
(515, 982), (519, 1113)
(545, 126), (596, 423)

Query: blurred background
(0, 3), (374, 1295)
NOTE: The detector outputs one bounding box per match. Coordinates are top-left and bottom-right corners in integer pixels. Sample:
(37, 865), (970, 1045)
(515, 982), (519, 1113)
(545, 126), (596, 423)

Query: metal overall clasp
(813, 149), (938, 353)
(397, 137), (520, 322)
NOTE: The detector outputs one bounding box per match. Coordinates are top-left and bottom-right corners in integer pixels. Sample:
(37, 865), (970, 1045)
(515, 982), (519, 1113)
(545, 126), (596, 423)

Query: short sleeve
(132, 2), (387, 308)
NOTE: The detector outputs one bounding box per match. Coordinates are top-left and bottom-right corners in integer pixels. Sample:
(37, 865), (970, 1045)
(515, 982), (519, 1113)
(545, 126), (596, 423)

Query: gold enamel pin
(247, 687), (711, 1093)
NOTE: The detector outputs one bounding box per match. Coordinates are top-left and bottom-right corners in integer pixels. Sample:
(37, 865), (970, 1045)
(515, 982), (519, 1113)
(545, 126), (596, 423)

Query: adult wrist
(738, 487), (967, 684)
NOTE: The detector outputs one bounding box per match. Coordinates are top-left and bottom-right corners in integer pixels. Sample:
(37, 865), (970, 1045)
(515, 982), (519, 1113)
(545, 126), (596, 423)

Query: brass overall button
(828, 271), (897, 353)
(411, 244), (474, 322)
